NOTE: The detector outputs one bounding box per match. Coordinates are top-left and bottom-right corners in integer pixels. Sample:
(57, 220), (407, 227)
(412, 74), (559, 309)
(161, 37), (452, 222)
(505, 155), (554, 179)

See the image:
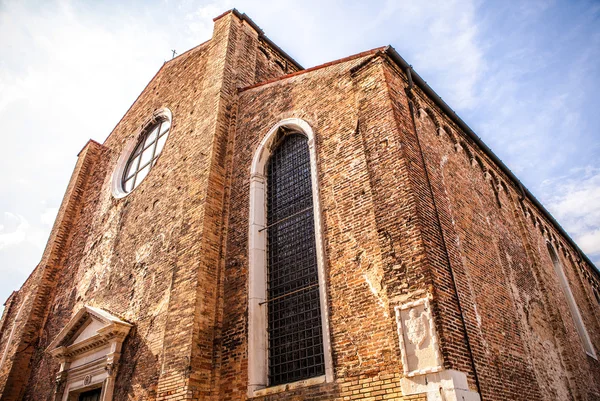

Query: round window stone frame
(111, 107), (172, 199)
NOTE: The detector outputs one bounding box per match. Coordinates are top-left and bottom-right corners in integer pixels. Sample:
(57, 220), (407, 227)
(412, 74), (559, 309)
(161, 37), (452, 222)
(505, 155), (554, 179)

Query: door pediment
(47, 305), (132, 360)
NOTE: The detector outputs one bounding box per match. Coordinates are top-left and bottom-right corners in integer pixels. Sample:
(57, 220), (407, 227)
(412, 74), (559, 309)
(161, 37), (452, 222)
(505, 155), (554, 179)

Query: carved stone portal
(47, 305), (132, 401)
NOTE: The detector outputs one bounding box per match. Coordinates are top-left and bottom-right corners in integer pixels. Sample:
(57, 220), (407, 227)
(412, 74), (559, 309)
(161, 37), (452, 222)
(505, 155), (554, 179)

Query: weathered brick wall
(380, 59), (481, 391)
(254, 37), (300, 83)
(385, 58), (600, 400)
(16, 39), (219, 400)
(0, 280), (36, 396)
(220, 48), (599, 401)
(219, 52), (418, 401)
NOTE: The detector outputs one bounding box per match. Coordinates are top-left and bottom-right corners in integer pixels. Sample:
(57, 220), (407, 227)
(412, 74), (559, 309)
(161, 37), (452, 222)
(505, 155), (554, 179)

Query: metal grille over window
(266, 132), (325, 386)
(121, 118), (170, 193)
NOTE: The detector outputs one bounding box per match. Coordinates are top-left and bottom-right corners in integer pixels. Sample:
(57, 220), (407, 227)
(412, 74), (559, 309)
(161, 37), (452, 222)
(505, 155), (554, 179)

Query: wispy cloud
(0, 210), (59, 252)
(40, 208), (59, 227)
(391, 0), (485, 109)
(542, 167), (600, 263)
(0, 213), (30, 250)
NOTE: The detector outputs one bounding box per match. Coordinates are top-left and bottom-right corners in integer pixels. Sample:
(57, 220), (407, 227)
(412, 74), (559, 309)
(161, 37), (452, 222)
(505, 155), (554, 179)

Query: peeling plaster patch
(507, 268), (572, 401)
(440, 154), (449, 167)
(473, 302), (482, 327)
(77, 205), (122, 301)
(363, 267), (389, 318)
(135, 242), (153, 263)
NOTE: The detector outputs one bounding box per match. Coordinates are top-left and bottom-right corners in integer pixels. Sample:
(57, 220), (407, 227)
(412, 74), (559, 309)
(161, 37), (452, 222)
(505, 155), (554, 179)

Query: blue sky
(0, 0), (599, 314)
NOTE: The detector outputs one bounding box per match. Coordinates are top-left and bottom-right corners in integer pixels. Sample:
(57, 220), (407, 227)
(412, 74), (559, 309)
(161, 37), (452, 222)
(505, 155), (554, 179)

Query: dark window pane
(266, 133), (324, 386)
(78, 388), (101, 401)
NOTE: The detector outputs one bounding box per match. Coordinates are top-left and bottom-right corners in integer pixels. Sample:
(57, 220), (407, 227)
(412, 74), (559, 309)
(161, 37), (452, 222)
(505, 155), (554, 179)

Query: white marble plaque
(395, 297), (443, 376)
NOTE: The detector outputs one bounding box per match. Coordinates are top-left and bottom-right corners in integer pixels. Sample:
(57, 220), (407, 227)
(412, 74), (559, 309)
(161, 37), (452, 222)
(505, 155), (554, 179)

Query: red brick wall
(218, 54), (417, 401)
(385, 57), (600, 400)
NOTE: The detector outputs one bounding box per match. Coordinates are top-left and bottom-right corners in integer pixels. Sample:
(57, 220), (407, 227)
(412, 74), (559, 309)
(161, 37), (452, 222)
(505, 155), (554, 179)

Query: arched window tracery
(266, 133), (324, 385)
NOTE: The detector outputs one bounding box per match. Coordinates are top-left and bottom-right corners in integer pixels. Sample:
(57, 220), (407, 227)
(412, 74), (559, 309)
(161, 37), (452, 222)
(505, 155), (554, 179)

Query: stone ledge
(251, 375), (326, 397)
(401, 370), (480, 401)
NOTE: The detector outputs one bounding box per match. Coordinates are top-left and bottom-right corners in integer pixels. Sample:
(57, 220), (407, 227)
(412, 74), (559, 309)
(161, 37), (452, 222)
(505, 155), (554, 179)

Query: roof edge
(77, 139), (103, 156)
(215, 9), (304, 71)
(239, 47), (386, 92)
(382, 45), (598, 276)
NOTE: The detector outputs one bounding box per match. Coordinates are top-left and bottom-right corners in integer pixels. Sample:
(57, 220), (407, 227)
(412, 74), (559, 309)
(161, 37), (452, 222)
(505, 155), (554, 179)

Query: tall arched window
(266, 133), (324, 385)
(547, 243), (596, 358)
(248, 119), (333, 396)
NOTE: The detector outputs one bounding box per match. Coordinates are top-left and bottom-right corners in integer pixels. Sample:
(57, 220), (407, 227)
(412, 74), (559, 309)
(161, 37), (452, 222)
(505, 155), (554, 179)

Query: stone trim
(47, 306), (132, 401)
(111, 107), (172, 199)
(247, 118), (333, 396)
(251, 375), (326, 397)
(547, 242), (597, 359)
(395, 298), (481, 400)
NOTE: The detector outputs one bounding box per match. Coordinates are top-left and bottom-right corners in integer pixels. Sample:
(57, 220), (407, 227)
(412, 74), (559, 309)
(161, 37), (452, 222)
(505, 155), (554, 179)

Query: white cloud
(0, 211), (57, 252)
(578, 229), (600, 256)
(400, 0), (485, 109)
(542, 167), (600, 261)
(0, 213), (30, 250)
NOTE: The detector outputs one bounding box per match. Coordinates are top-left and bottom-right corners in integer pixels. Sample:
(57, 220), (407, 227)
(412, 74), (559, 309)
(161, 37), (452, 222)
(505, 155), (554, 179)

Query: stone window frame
(112, 107), (172, 199)
(247, 118), (333, 397)
(546, 242), (597, 359)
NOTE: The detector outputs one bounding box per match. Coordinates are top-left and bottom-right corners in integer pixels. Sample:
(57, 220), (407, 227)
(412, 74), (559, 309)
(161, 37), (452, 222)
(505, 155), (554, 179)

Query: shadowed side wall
(383, 58), (600, 400)
(0, 139), (104, 401)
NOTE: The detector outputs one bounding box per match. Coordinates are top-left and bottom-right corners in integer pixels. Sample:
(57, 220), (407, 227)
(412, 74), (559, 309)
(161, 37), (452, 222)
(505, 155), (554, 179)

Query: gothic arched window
(547, 243), (596, 358)
(266, 133), (324, 385)
(248, 119), (332, 396)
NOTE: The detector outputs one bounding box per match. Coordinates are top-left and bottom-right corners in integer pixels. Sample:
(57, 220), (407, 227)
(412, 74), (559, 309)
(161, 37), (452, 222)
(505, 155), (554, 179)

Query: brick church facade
(1, 9), (599, 401)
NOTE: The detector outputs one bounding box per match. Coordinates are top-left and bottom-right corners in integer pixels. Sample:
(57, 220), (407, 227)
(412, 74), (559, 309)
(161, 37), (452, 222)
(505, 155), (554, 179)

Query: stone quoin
(0, 9), (599, 401)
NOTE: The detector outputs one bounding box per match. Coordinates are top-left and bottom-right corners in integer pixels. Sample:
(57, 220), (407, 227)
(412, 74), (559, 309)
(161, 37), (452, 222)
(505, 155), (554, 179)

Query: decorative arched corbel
(423, 107), (440, 128)
(462, 142), (475, 165)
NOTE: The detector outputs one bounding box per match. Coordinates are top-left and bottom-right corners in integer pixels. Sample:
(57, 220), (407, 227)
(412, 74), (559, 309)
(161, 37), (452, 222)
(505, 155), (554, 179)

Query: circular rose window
(113, 109), (172, 198)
